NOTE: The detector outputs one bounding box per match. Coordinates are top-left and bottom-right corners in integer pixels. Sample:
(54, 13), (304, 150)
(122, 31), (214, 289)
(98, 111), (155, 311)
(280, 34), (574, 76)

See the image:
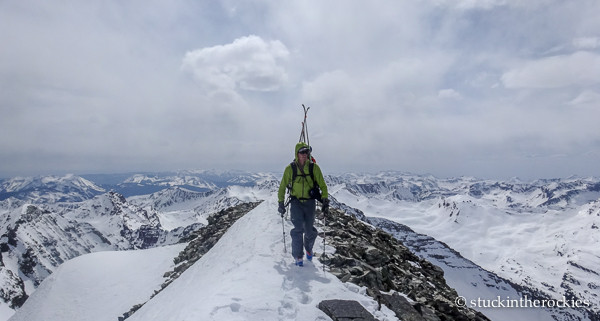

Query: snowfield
(8, 244), (187, 321)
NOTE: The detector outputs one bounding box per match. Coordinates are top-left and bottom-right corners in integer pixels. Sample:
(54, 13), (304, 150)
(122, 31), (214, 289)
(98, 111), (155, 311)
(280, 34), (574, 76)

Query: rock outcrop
(318, 299), (377, 321)
(318, 207), (489, 321)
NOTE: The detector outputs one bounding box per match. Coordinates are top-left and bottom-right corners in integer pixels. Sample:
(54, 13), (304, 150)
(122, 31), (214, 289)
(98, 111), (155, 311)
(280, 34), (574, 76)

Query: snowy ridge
(9, 200), (398, 321)
(124, 199), (398, 321)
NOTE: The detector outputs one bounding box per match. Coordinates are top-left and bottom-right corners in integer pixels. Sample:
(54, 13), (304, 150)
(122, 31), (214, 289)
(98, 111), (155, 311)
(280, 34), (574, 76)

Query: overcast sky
(1, 0), (599, 180)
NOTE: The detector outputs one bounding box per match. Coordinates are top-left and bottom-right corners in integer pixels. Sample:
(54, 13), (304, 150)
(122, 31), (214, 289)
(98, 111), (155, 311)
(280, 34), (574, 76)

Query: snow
(8, 243), (186, 321)
(127, 199), (397, 321)
(9, 198), (398, 321)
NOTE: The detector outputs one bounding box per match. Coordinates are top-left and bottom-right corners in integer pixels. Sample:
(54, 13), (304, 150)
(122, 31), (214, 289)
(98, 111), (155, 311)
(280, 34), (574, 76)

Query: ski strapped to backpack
(288, 161), (322, 202)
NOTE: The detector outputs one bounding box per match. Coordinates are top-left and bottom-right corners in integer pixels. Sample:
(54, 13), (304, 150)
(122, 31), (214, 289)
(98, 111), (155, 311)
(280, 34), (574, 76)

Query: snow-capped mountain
(127, 183), (275, 230)
(0, 191), (192, 301)
(0, 170), (598, 320)
(95, 170), (278, 197)
(0, 174), (105, 203)
(330, 173), (600, 319)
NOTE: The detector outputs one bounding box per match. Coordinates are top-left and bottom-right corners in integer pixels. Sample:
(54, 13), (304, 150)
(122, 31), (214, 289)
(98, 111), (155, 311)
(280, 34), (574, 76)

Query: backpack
(289, 161), (322, 202)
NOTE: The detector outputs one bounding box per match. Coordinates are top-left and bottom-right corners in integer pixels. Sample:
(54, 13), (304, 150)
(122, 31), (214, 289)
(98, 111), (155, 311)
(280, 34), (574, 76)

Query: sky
(1, 0), (599, 180)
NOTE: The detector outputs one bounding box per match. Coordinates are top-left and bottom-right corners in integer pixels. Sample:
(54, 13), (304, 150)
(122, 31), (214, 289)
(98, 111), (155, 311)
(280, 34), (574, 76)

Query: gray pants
(290, 198), (318, 259)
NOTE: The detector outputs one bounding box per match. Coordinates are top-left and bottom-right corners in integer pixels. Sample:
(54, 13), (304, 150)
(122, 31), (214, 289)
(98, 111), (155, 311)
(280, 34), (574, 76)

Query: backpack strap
(290, 161), (314, 181)
(288, 161), (319, 200)
(291, 161), (297, 181)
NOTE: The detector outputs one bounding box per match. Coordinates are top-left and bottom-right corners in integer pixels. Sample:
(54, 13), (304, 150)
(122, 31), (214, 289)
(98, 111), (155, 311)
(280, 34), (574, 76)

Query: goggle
(298, 148), (310, 155)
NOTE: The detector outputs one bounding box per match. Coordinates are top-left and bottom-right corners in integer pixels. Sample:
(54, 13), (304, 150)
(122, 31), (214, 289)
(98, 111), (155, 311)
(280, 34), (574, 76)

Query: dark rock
(414, 304), (442, 321)
(318, 299), (376, 321)
(380, 292), (425, 321)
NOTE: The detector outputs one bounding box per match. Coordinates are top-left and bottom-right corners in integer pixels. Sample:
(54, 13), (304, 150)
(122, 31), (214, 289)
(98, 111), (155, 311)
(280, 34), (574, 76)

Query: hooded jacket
(278, 142), (328, 203)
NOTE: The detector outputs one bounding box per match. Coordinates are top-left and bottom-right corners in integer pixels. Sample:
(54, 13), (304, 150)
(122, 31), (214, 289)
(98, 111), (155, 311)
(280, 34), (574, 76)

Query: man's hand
(278, 202), (286, 217)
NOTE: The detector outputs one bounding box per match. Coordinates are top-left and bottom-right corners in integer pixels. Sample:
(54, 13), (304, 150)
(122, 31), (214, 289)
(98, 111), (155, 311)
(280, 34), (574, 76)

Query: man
(278, 142), (329, 266)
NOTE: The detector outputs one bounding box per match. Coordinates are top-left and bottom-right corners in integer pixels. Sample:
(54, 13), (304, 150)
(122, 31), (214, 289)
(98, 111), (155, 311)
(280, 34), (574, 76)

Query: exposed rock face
(0, 267), (28, 309)
(318, 207), (489, 321)
(318, 299), (377, 321)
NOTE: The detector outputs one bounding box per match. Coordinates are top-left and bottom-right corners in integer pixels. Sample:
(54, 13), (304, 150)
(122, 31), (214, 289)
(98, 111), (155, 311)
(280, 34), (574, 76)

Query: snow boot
(295, 257), (304, 267)
(306, 251), (313, 261)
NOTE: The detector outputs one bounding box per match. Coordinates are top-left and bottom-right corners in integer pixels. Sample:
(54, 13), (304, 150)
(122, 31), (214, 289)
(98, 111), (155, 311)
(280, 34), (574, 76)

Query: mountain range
(0, 171), (598, 320)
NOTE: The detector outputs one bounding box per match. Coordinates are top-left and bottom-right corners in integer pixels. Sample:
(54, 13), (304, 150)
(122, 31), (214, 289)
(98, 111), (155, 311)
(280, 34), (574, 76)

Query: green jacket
(278, 142), (329, 203)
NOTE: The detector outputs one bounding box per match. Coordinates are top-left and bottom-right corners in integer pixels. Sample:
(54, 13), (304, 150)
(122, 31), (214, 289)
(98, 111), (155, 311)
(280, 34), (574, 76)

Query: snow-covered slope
(9, 200), (398, 321)
(7, 243), (186, 321)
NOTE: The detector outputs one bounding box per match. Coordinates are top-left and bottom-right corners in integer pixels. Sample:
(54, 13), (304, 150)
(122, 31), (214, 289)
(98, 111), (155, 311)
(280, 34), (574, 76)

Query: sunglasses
(298, 149), (310, 155)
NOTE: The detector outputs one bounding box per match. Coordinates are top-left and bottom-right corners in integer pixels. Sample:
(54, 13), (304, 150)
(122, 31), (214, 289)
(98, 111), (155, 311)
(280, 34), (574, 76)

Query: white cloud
(501, 51), (600, 89)
(181, 35), (290, 92)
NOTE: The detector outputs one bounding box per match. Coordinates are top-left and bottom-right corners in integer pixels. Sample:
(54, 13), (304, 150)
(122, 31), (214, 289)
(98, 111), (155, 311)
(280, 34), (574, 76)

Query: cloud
(569, 90), (600, 106)
(438, 89), (462, 100)
(573, 37), (600, 50)
(433, 0), (553, 10)
(181, 35), (290, 92)
(501, 51), (600, 89)
(2, 1), (600, 179)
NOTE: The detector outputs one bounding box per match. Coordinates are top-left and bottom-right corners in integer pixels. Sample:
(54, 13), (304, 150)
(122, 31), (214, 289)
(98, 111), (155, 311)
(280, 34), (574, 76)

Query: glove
(278, 202), (286, 217)
(321, 198), (330, 214)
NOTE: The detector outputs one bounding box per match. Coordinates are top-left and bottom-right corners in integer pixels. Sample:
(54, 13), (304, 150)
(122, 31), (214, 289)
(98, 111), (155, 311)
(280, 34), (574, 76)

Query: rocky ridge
(119, 201), (262, 320)
(318, 207), (489, 321)
(122, 201), (489, 321)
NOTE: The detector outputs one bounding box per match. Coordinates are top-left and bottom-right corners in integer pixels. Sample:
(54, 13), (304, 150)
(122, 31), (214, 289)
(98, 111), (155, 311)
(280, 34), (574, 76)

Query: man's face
(298, 151), (308, 161)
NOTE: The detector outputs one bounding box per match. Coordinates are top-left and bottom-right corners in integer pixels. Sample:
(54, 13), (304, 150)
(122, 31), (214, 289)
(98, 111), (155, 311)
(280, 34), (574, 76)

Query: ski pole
(322, 207), (326, 257)
(322, 206), (327, 273)
(281, 214), (287, 253)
